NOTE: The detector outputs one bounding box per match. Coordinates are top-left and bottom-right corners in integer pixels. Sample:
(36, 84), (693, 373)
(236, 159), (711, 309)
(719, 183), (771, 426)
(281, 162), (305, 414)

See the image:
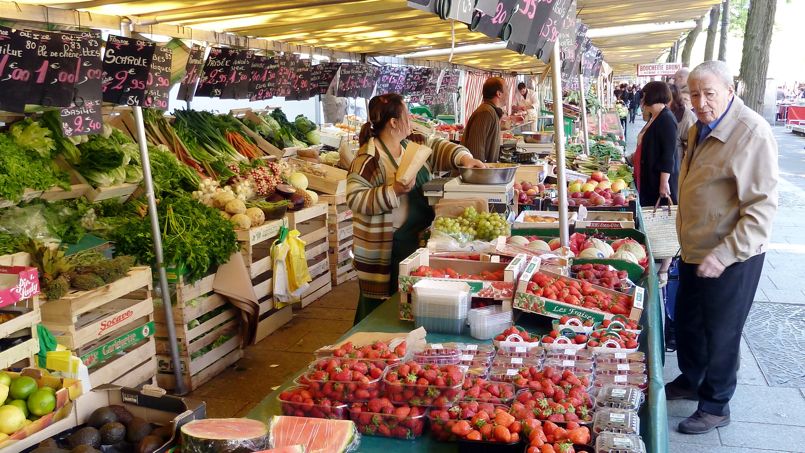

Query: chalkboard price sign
(143, 45), (173, 110)
(247, 54), (269, 101)
(62, 30), (103, 107)
(195, 46), (234, 98)
(286, 58), (311, 101)
(403, 67), (432, 96)
(221, 49), (252, 99)
(336, 63), (360, 97)
(178, 44), (206, 102)
(358, 65), (379, 99)
(60, 99), (103, 136)
(0, 26), (32, 113)
(376, 66), (408, 95)
(101, 34), (156, 106)
(309, 62), (340, 96)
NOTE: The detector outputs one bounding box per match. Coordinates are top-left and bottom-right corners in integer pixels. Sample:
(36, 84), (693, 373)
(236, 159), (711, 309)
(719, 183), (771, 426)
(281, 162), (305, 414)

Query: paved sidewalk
(623, 120), (805, 452)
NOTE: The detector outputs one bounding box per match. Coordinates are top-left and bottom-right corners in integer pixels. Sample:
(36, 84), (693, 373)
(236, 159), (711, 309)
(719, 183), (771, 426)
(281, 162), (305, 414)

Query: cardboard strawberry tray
(0, 266), (39, 308)
(397, 248), (528, 321)
(513, 258), (644, 324)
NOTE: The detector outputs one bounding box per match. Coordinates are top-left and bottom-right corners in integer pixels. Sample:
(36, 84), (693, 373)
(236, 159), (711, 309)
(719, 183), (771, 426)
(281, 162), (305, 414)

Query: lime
(0, 384), (7, 406)
(0, 405), (25, 435)
(27, 389), (56, 417)
(9, 376), (37, 400)
(0, 372), (10, 386)
(8, 399), (28, 418)
(38, 386), (56, 395)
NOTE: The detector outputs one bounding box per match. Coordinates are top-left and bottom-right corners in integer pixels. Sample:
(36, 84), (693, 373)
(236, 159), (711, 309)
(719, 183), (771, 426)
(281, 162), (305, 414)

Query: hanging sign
(376, 66), (408, 95)
(507, 0), (574, 62)
(195, 46), (234, 98)
(414, 69), (442, 104)
(247, 54), (270, 101)
(636, 62), (682, 77)
(336, 63), (363, 97)
(101, 34), (156, 106)
(309, 62), (340, 96)
(471, 0), (518, 41)
(0, 26), (33, 113)
(62, 30), (103, 106)
(177, 44), (206, 102)
(221, 49), (252, 99)
(273, 53), (298, 98)
(403, 67), (433, 96)
(59, 99), (103, 136)
(143, 45), (173, 110)
(285, 58), (311, 101)
(358, 65), (379, 99)
(38, 31), (82, 107)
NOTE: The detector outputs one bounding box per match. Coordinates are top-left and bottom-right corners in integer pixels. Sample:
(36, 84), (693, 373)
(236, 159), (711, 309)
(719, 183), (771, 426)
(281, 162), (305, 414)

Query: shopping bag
(286, 229), (312, 293)
(640, 197), (679, 260)
(271, 238), (292, 306)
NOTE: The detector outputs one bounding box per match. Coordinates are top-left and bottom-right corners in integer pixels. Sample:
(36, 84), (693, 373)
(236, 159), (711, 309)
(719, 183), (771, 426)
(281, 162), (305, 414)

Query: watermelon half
(255, 446), (305, 453)
(181, 418), (268, 452)
(269, 416), (357, 452)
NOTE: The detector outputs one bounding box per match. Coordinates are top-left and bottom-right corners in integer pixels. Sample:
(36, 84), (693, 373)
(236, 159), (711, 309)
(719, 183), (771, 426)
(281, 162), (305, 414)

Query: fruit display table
(246, 266), (668, 452)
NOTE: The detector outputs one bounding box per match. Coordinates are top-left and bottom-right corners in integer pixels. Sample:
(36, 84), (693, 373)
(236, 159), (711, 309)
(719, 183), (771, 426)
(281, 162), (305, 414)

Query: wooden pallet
(253, 304), (292, 345)
(236, 219), (283, 279)
(88, 335), (157, 389)
(300, 272), (332, 308)
(40, 268), (154, 349)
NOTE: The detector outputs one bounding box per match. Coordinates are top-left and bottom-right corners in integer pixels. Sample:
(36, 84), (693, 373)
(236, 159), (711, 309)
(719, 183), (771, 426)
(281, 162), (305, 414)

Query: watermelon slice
(255, 447), (305, 453)
(182, 418), (268, 452)
(269, 416), (358, 453)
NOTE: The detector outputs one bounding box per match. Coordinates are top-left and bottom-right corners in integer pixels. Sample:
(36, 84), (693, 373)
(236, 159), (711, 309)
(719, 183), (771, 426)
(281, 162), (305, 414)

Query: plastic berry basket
(496, 345), (545, 359)
(545, 347), (594, 361)
(382, 363), (466, 407)
(448, 342), (497, 359)
(278, 386), (349, 419)
(492, 354), (542, 369)
(592, 408), (641, 435)
(542, 357), (595, 373)
(593, 374), (648, 391)
(428, 401), (500, 442)
(593, 351), (645, 365)
(596, 362), (647, 376)
(296, 360), (385, 403)
(594, 385), (645, 411)
(414, 344), (462, 365)
(594, 432), (647, 453)
(461, 377), (517, 404)
(348, 402), (428, 440)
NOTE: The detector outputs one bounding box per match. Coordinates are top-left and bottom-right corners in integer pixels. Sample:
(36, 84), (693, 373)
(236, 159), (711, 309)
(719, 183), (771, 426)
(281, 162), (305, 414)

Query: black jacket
(639, 107), (679, 206)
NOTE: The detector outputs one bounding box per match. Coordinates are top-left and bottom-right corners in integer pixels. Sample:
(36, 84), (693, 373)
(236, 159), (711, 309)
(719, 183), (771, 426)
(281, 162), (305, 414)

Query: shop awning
(10, 0), (721, 71)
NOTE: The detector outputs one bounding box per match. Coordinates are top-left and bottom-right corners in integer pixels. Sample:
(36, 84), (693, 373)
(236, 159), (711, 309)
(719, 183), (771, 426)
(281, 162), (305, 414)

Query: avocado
(150, 425), (172, 440)
(38, 439), (60, 448)
(126, 417), (153, 443)
(99, 421), (126, 445)
(109, 404), (134, 425)
(137, 434), (164, 453)
(68, 427), (101, 449)
(70, 446), (101, 453)
(87, 407), (117, 429)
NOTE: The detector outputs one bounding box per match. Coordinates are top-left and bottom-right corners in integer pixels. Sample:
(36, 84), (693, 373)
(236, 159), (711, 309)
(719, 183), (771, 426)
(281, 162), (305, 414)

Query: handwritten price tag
(143, 45), (173, 110)
(0, 26), (32, 112)
(195, 46), (234, 98)
(178, 44), (206, 102)
(60, 99), (103, 136)
(101, 34), (156, 106)
(221, 49), (252, 100)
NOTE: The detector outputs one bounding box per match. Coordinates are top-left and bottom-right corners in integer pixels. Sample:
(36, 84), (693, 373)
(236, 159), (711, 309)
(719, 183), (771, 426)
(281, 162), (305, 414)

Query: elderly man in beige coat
(667, 60), (778, 434)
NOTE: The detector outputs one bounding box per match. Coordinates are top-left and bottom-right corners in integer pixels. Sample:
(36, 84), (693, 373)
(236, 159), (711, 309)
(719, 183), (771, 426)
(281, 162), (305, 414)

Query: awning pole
(578, 60), (590, 155)
(597, 76), (604, 134)
(120, 19), (187, 396)
(550, 41), (569, 248)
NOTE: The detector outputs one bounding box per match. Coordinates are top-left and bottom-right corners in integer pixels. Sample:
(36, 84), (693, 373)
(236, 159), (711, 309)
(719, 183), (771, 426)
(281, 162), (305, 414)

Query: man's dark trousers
(673, 253), (765, 416)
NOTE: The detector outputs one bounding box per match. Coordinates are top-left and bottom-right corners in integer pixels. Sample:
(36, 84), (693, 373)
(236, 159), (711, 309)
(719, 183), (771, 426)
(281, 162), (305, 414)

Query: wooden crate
(300, 272), (332, 308)
(331, 261), (357, 286)
(253, 304), (292, 345)
(328, 219), (354, 245)
(0, 297), (40, 370)
(306, 236), (330, 262)
(307, 250), (330, 280)
(288, 158), (347, 195)
(70, 167), (139, 202)
(253, 269), (273, 301)
(0, 189), (43, 209)
(153, 293), (228, 326)
(287, 203), (329, 245)
(88, 335), (157, 389)
(172, 273), (216, 306)
(237, 220), (283, 279)
(154, 293), (243, 391)
(318, 193), (347, 206)
(327, 203), (353, 225)
(0, 252), (30, 267)
(39, 267), (154, 349)
(40, 157), (92, 203)
(230, 109), (291, 158)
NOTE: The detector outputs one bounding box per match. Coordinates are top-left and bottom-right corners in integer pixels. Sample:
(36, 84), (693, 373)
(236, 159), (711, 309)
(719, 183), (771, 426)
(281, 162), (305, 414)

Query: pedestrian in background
(669, 60), (778, 435)
(629, 84), (641, 123)
(669, 84), (696, 161)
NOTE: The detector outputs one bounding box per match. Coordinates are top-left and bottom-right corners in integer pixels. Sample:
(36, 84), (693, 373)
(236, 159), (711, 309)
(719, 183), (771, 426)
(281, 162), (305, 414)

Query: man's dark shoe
(665, 380), (698, 400)
(678, 409), (730, 434)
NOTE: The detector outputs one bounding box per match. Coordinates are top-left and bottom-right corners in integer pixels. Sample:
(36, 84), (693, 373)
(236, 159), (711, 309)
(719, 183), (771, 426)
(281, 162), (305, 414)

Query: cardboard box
(0, 266), (39, 308)
(0, 384), (205, 452)
(513, 257), (644, 323)
(397, 249), (528, 321)
(0, 369), (83, 451)
(575, 210), (635, 229)
(512, 210), (577, 231)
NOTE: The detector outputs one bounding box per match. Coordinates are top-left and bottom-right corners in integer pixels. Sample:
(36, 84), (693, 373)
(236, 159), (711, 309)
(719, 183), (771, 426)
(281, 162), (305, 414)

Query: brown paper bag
(396, 142), (432, 185)
(434, 198), (489, 217)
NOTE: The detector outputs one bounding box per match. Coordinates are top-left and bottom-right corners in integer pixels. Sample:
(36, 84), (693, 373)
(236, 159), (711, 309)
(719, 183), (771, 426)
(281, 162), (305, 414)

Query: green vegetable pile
(71, 125), (143, 188)
(111, 195), (238, 283)
(246, 109), (319, 149)
(148, 144), (202, 196)
(0, 120), (70, 202)
(172, 109), (242, 180)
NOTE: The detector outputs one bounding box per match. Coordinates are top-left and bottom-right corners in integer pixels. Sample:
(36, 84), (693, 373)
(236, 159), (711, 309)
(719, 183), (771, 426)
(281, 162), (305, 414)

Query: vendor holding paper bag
(348, 93), (485, 323)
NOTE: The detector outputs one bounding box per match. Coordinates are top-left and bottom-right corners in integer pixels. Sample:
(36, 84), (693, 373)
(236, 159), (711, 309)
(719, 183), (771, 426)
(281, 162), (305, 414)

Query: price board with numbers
(221, 49), (253, 99)
(60, 99), (103, 136)
(195, 46), (234, 98)
(101, 35), (156, 106)
(403, 67), (432, 96)
(376, 66), (408, 95)
(0, 26), (33, 112)
(178, 44), (206, 102)
(287, 58), (312, 101)
(309, 62), (340, 96)
(336, 63), (362, 97)
(62, 30), (103, 107)
(413, 69), (441, 104)
(248, 54), (270, 101)
(143, 45), (173, 110)
(471, 0), (518, 40)
(272, 53), (297, 98)
(358, 64), (379, 99)
(250, 55), (277, 101)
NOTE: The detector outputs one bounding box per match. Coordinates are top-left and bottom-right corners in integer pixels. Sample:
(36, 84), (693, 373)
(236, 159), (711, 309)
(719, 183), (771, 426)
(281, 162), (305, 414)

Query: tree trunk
(719, 0), (729, 61)
(667, 40), (679, 63)
(704, 5), (720, 60)
(681, 16), (704, 67)
(739, 0), (777, 113)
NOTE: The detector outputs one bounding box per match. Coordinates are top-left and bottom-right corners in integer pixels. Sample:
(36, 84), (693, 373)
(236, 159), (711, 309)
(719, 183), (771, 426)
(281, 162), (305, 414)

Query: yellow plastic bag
(286, 229), (312, 293)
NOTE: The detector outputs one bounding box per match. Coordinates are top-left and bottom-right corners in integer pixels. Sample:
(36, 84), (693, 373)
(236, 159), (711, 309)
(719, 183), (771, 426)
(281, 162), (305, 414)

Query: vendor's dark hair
(359, 93), (406, 146)
(517, 82), (526, 90)
(668, 83), (686, 122)
(483, 77), (505, 100)
(641, 81), (672, 106)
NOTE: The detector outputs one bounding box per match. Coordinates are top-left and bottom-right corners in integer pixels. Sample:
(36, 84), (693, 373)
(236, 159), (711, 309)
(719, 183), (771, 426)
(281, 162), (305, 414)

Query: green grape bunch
(433, 206), (509, 241)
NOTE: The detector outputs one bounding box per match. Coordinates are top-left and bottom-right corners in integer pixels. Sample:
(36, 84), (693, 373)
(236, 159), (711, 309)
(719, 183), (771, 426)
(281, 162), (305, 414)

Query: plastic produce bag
(286, 229), (312, 293)
(268, 416), (360, 453)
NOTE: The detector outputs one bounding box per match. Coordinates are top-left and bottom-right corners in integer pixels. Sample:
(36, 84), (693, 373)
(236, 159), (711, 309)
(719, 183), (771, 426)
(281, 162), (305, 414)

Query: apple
(592, 195), (606, 206)
(571, 192), (583, 199)
(518, 191), (529, 204)
(568, 182), (583, 193)
(514, 182), (522, 191)
(584, 190), (595, 199)
(612, 194), (626, 206)
(611, 180), (627, 193)
(567, 199), (576, 206)
(591, 171), (606, 182)
(581, 182), (597, 193)
(522, 182), (533, 192)
(597, 180), (612, 190)
(594, 187), (603, 195)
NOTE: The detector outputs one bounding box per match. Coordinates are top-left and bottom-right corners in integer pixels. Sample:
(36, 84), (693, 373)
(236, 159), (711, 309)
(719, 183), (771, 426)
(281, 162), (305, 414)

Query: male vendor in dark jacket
(462, 77), (505, 163)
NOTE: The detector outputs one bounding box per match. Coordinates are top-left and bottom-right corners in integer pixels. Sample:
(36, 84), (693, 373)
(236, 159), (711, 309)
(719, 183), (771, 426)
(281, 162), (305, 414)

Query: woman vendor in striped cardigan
(347, 93), (486, 324)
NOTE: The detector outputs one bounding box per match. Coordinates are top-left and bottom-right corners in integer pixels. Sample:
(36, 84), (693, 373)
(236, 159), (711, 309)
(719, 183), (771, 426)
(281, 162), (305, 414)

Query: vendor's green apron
(354, 141), (434, 324)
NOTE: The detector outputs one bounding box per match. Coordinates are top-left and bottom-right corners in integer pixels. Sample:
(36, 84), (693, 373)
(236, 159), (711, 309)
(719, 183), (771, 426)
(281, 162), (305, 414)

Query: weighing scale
(431, 177), (515, 215)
